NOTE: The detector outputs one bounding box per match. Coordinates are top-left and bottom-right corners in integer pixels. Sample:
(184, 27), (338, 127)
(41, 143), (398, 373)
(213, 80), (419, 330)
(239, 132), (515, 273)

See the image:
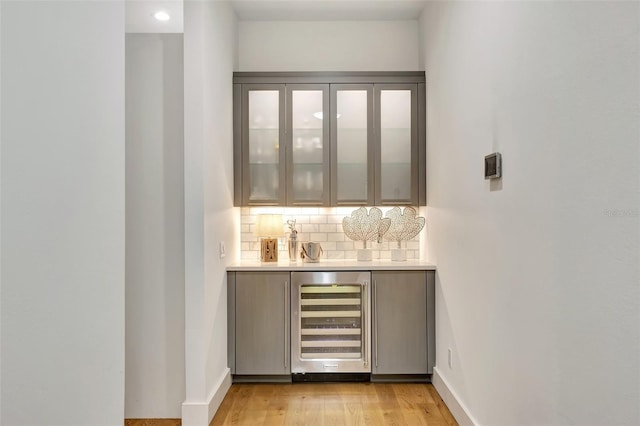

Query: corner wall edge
(181, 368), (232, 426)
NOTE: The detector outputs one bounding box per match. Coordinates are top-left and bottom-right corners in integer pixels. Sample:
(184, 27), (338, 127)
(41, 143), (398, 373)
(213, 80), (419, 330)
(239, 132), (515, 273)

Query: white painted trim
(432, 366), (479, 426)
(181, 368), (232, 426)
(208, 369), (232, 423)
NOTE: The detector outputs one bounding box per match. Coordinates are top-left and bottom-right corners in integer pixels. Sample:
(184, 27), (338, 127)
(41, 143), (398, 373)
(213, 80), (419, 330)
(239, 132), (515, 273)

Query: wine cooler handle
(363, 281), (368, 367)
(284, 280), (288, 369)
(374, 280), (378, 368)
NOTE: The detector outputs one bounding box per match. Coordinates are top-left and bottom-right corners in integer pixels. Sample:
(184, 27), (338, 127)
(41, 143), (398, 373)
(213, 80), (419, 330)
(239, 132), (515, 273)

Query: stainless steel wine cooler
(291, 271), (371, 374)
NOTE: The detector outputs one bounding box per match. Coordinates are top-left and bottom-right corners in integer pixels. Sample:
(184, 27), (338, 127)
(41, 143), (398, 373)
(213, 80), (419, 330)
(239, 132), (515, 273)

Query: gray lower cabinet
(372, 271), (435, 377)
(230, 271), (290, 376)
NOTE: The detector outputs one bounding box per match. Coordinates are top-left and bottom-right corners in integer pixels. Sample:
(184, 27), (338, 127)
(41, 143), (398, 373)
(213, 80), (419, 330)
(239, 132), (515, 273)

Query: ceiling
(125, 0), (426, 33)
(126, 0), (183, 33)
(231, 0), (427, 21)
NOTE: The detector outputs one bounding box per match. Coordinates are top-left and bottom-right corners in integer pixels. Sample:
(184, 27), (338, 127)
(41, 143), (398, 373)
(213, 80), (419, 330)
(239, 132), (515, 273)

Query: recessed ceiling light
(153, 10), (171, 21)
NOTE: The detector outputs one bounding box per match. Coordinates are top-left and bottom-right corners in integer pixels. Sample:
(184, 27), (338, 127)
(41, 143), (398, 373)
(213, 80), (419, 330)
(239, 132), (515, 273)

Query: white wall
(1, 1), (125, 425)
(238, 20), (421, 71)
(183, 1), (238, 425)
(125, 33), (185, 419)
(421, 1), (640, 425)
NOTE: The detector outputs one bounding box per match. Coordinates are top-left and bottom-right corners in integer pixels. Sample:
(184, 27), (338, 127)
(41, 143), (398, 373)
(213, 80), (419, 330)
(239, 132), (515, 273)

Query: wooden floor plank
(427, 385), (458, 426)
(124, 420), (180, 426)
(210, 382), (457, 425)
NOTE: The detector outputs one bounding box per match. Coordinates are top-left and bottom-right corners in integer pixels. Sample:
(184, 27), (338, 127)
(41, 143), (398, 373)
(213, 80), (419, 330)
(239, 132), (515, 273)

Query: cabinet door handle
(284, 281), (288, 369)
(374, 279), (378, 368)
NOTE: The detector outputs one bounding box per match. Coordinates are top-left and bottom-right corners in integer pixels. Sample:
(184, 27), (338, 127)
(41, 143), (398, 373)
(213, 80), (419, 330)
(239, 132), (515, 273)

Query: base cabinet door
(234, 272), (290, 375)
(372, 271), (428, 375)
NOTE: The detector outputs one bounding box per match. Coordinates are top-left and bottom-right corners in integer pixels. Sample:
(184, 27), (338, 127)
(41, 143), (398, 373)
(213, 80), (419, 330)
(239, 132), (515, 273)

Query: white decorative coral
(383, 206), (425, 248)
(342, 207), (391, 249)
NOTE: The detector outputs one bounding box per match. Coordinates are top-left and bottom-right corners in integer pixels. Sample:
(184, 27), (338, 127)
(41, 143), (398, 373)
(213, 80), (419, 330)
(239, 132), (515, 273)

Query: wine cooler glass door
(291, 271), (371, 374)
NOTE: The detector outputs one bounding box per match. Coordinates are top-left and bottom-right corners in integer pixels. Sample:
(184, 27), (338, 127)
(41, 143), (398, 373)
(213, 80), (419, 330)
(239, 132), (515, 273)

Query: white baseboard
(208, 368), (232, 423)
(182, 368), (232, 426)
(432, 367), (478, 426)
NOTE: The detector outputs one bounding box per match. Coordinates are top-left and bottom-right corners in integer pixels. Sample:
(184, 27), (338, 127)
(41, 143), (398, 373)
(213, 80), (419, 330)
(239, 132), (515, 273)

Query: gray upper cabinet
(233, 72), (426, 207)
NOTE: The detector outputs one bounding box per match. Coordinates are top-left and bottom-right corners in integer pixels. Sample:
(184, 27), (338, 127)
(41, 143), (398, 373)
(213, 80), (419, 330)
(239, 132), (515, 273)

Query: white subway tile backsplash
(344, 250), (358, 259)
(327, 233), (345, 242)
(319, 224), (337, 233)
(310, 233), (328, 242)
(301, 224), (318, 233)
(292, 216), (310, 224)
(373, 242), (389, 251)
(298, 207), (318, 215)
(327, 251), (344, 259)
(321, 241), (337, 251)
(241, 251), (259, 260)
(328, 215), (344, 224)
(336, 207), (354, 215)
(310, 215), (327, 224)
(337, 241), (354, 251)
(249, 207), (284, 215)
(407, 241), (420, 250)
(242, 215), (256, 224)
(240, 208), (421, 261)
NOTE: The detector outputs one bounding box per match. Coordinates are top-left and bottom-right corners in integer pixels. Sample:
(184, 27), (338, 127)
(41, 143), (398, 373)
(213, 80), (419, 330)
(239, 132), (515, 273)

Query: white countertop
(227, 259), (436, 271)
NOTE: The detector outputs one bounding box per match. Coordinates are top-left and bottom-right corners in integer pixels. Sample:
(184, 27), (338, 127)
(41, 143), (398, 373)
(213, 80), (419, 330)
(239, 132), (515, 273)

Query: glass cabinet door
(286, 84), (330, 205)
(241, 84), (286, 205)
(330, 84), (374, 205)
(374, 84), (418, 205)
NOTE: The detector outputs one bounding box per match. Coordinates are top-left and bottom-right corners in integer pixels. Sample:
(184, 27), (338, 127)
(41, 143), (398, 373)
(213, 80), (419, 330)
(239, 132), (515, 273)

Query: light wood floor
(211, 382), (457, 426)
(125, 420), (181, 426)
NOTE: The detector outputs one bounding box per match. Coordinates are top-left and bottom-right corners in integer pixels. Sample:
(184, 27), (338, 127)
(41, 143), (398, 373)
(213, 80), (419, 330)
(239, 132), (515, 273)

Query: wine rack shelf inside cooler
(299, 284), (363, 360)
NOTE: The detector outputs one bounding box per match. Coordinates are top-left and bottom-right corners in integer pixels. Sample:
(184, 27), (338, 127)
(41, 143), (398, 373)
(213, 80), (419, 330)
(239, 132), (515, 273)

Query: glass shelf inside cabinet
(249, 163), (279, 200)
(249, 129), (279, 163)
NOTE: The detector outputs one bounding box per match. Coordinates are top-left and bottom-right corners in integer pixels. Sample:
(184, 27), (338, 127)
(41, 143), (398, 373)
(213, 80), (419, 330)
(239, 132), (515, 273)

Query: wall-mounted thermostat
(484, 152), (502, 179)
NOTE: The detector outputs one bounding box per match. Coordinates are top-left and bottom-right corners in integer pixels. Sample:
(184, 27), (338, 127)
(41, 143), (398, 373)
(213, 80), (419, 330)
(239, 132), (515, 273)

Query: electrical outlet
(448, 348), (453, 369)
(219, 241), (226, 259)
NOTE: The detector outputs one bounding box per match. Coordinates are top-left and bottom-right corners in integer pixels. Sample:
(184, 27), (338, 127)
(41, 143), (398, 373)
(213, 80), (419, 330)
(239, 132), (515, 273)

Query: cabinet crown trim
(233, 71), (426, 84)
